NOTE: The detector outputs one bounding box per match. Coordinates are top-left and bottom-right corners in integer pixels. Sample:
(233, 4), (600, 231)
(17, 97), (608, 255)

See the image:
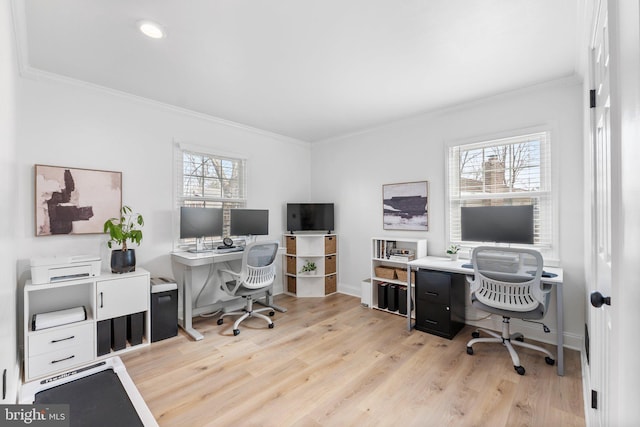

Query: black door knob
(590, 291), (611, 308)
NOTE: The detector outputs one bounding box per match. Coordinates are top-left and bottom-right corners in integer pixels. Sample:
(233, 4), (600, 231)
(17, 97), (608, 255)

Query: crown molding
(20, 64), (311, 147)
(10, 0), (308, 148)
(316, 74), (583, 145)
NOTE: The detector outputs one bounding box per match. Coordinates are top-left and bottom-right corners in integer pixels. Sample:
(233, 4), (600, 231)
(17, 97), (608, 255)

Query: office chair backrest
(470, 246), (547, 313)
(240, 241), (279, 289)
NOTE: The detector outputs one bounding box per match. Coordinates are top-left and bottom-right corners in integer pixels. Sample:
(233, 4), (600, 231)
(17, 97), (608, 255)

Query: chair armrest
(217, 268), (242, 294)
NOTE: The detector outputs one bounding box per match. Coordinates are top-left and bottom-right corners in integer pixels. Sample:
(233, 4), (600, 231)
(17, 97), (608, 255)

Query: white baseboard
(337, 281), (361, 299)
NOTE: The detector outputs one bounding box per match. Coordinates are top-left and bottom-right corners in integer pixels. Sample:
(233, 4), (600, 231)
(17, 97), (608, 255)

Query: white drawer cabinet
(24, 269), (151, 381)
(28, 323), (93, 356)
(28, 342), (94, 379)
(96, 274), (148, 320)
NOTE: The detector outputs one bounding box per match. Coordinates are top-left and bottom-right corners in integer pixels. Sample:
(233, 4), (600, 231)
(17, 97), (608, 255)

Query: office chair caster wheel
(268, 323), (274, 329)
(515, 366), (525, 375)
(515, 337), (524, 342)
(233, 329), (240, 336)
(217, 319), (223, 325)
(269, 311), (275, 316)
(471, 331), (480, 339)
(545, 357), (555, 366)
(466, 347), (474, 355)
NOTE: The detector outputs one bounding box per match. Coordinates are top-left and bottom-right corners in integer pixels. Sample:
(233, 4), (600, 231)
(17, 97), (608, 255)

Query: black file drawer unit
(415, 269), (466, 339)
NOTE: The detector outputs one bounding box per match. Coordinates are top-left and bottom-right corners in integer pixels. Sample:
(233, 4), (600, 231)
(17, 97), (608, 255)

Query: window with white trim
(448, 131), (555, 257)
(176, 146), (246, 243)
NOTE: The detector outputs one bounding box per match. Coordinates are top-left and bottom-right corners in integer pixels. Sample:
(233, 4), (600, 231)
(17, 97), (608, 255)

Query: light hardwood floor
(121, 293), (585, 427)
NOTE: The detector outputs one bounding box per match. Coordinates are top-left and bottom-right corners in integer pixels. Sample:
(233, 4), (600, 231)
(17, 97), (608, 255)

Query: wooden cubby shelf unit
(284, 233), (338, 297)
(368, 237), (427, 317)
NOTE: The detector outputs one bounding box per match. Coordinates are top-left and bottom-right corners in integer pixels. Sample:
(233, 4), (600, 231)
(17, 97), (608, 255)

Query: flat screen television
(230, 209), (269, 236)
(179, 207), (223, 239)
(460, 205), (534, 244)
(287, 203), (334, 233)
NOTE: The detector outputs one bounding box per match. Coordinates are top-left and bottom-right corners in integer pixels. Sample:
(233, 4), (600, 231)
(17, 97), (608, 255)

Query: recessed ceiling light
(138, 20), (166, 39)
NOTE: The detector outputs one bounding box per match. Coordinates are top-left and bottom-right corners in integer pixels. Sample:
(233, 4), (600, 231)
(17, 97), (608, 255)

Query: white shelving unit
(366, 237), (427, 316)
(23, 268), (150, 381)
(283, 234), (338, 297)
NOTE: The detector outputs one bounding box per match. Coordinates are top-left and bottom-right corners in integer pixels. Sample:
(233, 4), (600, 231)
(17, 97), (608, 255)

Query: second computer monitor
(179, 206), (223, 239)
(230, 209), (269, 236)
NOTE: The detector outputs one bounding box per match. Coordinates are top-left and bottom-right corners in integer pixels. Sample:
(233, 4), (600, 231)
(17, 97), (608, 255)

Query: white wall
(15, 75), (311, 298)
(1, 0), (19, 403)
(311, 78), (585, 349)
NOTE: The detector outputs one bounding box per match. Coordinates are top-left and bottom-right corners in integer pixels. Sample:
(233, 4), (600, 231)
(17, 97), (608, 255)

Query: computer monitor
(230, 209), (269, 237)
(179, 207), (223, 239)
(460, 205), (534, 244)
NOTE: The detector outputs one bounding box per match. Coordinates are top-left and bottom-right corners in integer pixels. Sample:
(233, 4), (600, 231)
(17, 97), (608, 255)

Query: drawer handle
(425, 292), (439, 297)
(424, 319), (438, 325)
(51, 355), (75, 364)
(100, 292), (104, 308)
(51, 335), (75, 344)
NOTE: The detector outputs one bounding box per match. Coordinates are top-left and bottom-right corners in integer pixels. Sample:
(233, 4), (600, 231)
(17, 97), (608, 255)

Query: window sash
(448, 131), (554, 256)
(175, 146), (247, 243)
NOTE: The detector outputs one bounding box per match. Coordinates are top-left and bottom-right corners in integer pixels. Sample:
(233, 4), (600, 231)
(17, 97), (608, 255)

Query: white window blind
(175, 145), (246, 240)
(448, 131), (555, 257)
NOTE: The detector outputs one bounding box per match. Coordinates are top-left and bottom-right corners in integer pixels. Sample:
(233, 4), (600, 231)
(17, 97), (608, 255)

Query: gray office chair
(216, 241), (279, 336)
(465, 246), (555, 375)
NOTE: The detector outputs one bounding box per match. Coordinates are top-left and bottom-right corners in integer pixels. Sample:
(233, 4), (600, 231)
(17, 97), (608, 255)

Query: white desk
(171, 250), (284, 341)
(407, 256), (565, 376)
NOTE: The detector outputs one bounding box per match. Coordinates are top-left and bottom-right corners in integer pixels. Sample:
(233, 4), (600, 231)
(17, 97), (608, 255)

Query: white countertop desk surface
(171, 250), (246, 341)
(171, 247), (285, 341)
(407, 256), (565, 376)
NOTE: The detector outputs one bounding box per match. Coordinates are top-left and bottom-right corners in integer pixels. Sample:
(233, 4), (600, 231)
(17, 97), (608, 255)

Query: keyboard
(216, 246), (244, 253)
(527, 270), (558, 278)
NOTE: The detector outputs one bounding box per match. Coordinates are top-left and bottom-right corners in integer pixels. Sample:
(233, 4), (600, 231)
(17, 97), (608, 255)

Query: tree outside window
(180, 150), (246, 238)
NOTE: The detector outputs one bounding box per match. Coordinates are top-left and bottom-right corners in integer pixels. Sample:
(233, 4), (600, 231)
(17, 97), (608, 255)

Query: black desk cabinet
(415, 269), (466, 339)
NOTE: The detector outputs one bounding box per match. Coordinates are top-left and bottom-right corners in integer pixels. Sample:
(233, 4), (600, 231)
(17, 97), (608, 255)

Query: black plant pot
(110, 249), (136, 274)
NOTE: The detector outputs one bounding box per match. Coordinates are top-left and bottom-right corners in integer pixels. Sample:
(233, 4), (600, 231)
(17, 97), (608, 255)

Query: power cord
(200, 309), (222, 318)
(465, 312), (493, 322)
(523, 319), (551, 333)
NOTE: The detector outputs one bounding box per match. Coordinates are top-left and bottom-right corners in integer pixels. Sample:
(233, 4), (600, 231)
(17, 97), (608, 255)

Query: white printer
(30, 255), (102, 285)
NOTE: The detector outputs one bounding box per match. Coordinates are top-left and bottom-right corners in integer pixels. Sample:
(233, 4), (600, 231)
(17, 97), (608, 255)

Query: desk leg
(179, 266), (204, 341)
(407, 265), (412, 331)
(556, 284), (564, 376)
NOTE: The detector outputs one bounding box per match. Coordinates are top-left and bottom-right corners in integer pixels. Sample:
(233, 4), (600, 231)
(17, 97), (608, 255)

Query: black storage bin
(111, 316), (127, 351)
(96, 319), (111, 356)
(387, 284), (398, 312)
(398, 285), (409, 315)
(377, 282), (388, 309)
(151, 277), (178, 343)
(127, 312), (144, 346)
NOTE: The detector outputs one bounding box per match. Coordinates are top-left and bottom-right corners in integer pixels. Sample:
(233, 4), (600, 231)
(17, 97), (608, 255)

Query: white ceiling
(16, 0), (580, 142)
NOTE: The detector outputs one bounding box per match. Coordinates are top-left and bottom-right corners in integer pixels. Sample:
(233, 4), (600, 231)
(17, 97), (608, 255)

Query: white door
(587, 1), (640, 425)
(587, 1), (612, 424)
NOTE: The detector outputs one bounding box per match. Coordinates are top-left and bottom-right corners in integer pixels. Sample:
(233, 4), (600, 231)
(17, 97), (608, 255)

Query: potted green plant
(103, 205), (144, 273)
(446, 244), (460, 261)
(299, 260), (317, 274)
